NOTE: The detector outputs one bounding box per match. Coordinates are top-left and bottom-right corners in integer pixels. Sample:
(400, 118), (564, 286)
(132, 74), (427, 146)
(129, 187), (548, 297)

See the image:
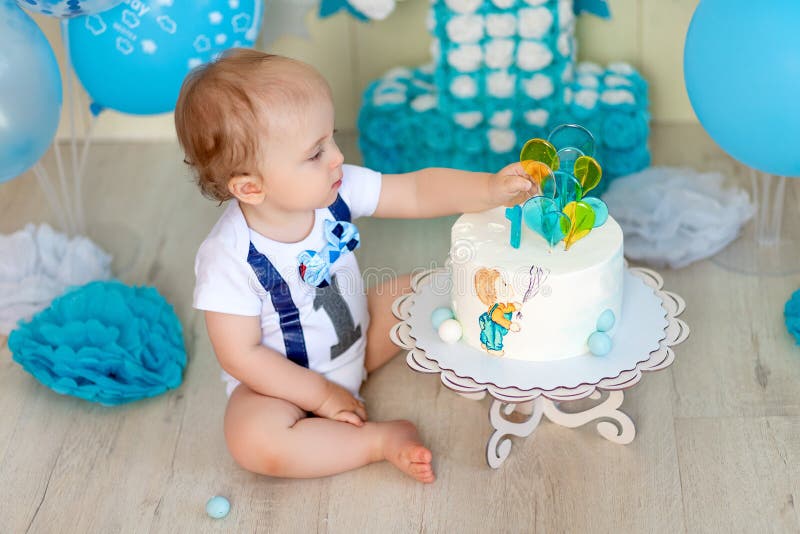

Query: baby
(175, 49), (534, 484)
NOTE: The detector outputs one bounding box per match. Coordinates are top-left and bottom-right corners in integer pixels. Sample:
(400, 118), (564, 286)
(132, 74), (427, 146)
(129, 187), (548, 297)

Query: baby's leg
(224, 383), (434, 483)
(365, 273), (413, 373)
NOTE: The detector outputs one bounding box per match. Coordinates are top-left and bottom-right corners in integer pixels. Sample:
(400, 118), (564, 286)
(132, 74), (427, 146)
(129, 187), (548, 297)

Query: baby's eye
(309, 148), (323, 161)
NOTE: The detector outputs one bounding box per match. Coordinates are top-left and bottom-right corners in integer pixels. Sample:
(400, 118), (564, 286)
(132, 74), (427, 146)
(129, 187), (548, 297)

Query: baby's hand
(314, 380), (368, 426)
(509, 322), (521, 332)
(490, 162), (540, 207)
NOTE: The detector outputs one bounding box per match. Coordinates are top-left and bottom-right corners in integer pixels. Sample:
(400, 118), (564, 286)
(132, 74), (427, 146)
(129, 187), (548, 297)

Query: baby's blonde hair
(174, 48), (331, 202)
(474, 268), (502, 307)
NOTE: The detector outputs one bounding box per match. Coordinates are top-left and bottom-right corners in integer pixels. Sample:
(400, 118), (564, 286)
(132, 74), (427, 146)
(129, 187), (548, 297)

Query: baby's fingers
(355, 402), (368, 422)
(335, 410), (364, 427)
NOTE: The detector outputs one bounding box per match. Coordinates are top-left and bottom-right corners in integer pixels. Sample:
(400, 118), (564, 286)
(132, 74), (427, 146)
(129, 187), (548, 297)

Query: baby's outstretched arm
(205, 311), (366, 424)
(374, 163), (536, 219)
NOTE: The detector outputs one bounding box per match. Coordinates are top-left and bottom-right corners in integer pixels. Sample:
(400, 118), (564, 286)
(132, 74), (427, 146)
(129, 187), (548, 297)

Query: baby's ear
(228, 174), (265, 205)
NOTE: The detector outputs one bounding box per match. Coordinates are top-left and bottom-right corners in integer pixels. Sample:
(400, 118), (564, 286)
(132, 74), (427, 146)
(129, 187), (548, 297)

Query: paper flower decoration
(785, 289), (800, 346)
(8, 281), (186, 406)
(602, 167), (754, 268)
(508, 124), (610, 250)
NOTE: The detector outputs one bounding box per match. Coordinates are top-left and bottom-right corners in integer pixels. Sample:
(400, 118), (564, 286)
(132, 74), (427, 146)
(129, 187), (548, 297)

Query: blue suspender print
(245, 194), (352, 368)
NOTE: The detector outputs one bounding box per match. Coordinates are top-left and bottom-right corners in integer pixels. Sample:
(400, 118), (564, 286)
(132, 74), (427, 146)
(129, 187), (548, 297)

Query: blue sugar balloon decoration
(582, 197), (609, 227)
(588, 331), (612, 356)
(784, 289), (800, 345)
(431, 307), (455, 330)
(547, 124), (597, 158)
(206, 496), (230, 519)
(554, 171), (583, 210)
(596, 309), (616, 332)
(8, 280), (186, 406)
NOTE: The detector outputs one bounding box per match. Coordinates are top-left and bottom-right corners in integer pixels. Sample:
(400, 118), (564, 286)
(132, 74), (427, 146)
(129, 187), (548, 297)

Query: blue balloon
(16, 0), (122, 18)
(684, 0), (800, 177)
(0, 1), (62, 184)
(67, 0), (263, 115)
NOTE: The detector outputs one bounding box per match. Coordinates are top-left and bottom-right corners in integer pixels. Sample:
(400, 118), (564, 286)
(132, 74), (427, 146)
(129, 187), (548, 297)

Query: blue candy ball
(206, 496), (230, 519)
(596, 309), (616, 332)
(431, 307), (455, 329)
(588, 332), (612, 356)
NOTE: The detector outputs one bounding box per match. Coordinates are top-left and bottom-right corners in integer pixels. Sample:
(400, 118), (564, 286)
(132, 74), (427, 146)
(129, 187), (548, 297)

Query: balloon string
(52, 136), (76, 235)
(75, 116), (98, 237)
(61, 19), (84, 235)
(32, 163), (70, 234)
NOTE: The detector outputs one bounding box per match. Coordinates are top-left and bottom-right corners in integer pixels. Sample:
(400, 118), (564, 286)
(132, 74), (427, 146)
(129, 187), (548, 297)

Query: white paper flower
(523, 73), (554, 99)
(517, 40), (553, 71)
(518, 7), (553, 40)
(0, 224), (112, 335)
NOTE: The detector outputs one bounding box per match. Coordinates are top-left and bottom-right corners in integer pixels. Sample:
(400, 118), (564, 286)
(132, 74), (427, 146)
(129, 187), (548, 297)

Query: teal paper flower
(784, 289), (800, 345)
(8, 281), (186, 405)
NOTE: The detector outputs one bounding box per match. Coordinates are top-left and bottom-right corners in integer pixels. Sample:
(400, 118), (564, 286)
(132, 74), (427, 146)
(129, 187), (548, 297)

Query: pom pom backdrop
(785, 289), (800, 346)
(15, 0), (122, 18)
(8, 281), (187, 406)
(684, 0), (800, 177)
(357, 0), (649, 192)
(66, 0), (263, 115)
(0, 1), (62, 184)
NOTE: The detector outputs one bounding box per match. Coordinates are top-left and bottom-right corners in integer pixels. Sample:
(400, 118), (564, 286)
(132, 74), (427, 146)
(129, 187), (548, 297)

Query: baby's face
(258, 92), (344, 212)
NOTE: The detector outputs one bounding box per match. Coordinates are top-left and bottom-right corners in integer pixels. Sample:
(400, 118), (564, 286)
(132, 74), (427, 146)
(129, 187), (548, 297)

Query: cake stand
(389, 267), (689, 468)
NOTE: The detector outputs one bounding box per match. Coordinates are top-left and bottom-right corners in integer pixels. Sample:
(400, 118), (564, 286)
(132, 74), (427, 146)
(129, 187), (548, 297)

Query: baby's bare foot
(382, 420), (435, 484)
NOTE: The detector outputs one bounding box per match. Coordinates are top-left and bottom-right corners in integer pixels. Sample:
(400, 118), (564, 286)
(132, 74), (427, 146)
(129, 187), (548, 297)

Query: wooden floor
(1, 124), (799, 533)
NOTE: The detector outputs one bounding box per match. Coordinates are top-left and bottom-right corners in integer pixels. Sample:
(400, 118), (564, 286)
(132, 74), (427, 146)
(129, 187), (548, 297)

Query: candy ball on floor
(430, 306), (455, 329)
(438, 318), (462, 344)
(206, 496), (230, 519)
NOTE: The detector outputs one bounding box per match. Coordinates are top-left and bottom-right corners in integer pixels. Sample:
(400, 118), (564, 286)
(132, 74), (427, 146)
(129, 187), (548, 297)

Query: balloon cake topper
(505, 124), (609, 251)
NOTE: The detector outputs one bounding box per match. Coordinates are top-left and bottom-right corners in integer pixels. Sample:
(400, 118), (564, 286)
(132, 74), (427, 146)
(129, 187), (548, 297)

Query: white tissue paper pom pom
(454, 111), (484, 129)
(524, 109), (549, 126)
(448, 44), (482, 72)
(0, 224), (112, 335)
(518, 7), (554, 40)
(574, 89), (599, 110)
(487, 71), (516, 98)
(604, 74), (634, 88)
(608, 62), (635, 75)
(426, 9), (436, 32)
(600, 89), (635, 106)
(490, 110), (513, 128)
(419, 63), (436, 75)
(451, 75), (478, 98)
(348, 0), (396, 20)
(486, 13), (516, 38)
(523, 73), (554, 99)
(491, 0), (515, 8)
(563, 86), (574, 104)
(517, 41), (553, 71)
(489, 129), (516, 153)
(558, 0), (575, 29)
(602, 167), (755, 269)
(384, 67), (413, 80)
(485, 39), (514, 69)
(445, 0), (482, 14)
(561, 63), (574, 83)
(446, 14), (484, 44)
(374, 92), (407, 106)
(577, 75), (599, 89)
(576, 62), (603, 76)
(430, 39), (441, 62)
(411, 94), (437, 112)
(557, 32), (572, 57)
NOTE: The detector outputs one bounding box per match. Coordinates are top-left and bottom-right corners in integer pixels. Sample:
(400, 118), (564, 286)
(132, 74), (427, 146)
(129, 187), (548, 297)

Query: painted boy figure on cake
(175, 49), (538, 484)
(475, 268), (522, 356)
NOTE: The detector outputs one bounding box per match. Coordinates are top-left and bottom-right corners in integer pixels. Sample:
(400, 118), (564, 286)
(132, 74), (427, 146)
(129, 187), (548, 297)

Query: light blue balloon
(67, 0), (263, 115)
(588, 331), (612, 356)
(522, 196), (571, 248)
(553, 171), (583, 210)
(684, 0), (800, 177)
(430, 307), (455, 329)
(206, 495), (230, 519)
(16, 0), (122, 18)
(596, 309), (615, 332)
(0, 1), (62, 184)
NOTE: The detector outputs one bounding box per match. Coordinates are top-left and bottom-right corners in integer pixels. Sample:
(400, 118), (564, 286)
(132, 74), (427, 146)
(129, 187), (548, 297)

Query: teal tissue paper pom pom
(784, 289), (800, 345)
(8, 280), (187, 406)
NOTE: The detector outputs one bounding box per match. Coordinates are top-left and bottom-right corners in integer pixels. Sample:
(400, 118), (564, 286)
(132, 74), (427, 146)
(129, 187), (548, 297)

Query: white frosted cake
(449, 206), (624, 362)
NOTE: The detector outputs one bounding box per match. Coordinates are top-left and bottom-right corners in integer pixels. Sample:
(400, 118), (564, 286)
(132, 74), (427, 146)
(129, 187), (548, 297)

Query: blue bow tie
(297, 219), (360, 288)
